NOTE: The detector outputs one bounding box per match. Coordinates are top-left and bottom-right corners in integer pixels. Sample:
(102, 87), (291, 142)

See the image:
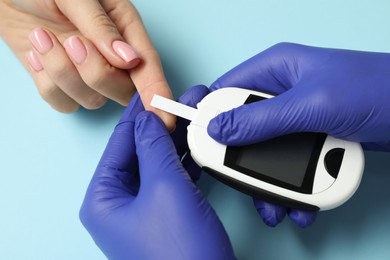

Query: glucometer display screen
(224, 95), (326, 194)
(231, 134), (318, 186)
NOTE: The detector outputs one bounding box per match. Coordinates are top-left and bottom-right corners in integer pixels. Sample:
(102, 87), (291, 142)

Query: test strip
(151, 95), (197, 121)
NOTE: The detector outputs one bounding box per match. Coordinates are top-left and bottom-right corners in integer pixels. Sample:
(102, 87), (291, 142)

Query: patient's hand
(0, 0), (175, 129)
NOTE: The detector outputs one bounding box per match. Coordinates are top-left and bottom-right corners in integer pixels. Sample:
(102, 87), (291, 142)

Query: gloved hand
(80, 86), (235, 260)
(207, 43), (390, 227)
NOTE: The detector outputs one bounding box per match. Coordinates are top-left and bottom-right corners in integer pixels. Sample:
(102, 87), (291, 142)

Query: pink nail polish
(29, 28), (53, 54)
(64, 36), (87, 64)
(26, 50), (43, 71)
(112, 40), (140, 65)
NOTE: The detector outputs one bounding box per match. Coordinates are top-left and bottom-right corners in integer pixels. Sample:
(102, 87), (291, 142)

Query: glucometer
(151, 87), (364, 211)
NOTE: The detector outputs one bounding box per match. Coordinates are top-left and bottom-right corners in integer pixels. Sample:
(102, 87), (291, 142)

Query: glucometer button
(324, 148), (345, 179)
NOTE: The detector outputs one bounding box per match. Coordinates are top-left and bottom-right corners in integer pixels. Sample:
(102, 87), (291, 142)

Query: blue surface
(1, 0), (390, 259)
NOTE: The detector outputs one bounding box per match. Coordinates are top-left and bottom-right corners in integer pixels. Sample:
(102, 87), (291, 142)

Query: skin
(0, 0), (175, 130)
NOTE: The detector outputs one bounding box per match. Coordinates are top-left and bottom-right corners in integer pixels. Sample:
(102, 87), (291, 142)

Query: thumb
(55, 0), (140, 69)
(135, 111), (188, 185)
(208, 88), (329, 145)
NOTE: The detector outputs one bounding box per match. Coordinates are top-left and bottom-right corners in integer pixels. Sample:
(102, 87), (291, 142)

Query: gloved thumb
(208, 88), (328, 145)
(135, 111), (189, 185)
(56, 0), (140, 69)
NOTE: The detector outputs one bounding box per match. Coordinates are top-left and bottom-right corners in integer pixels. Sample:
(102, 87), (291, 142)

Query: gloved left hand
(80, 86), (235, 260)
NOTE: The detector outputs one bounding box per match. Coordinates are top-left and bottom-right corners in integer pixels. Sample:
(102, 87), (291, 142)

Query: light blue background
(1, 0), (390, 259)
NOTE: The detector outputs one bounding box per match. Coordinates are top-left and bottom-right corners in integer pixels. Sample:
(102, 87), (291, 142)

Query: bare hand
(0, 0), (174, 129)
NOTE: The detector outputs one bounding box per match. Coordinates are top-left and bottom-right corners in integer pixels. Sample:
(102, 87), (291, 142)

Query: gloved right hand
(207, 43), (390, 227)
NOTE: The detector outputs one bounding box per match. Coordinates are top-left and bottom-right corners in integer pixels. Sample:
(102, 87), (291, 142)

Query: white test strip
(151, 95), (198, 121)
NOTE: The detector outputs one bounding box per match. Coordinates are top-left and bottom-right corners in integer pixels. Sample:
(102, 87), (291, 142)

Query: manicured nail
(29, 28), (53, 54)
(112, 40), (140, 66)
(64, 36), (87, 64)
(26, 50), (43, 71)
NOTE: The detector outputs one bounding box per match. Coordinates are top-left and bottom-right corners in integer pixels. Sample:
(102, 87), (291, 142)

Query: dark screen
(231, 133), (318, 187)
(223, 94), (326, 193)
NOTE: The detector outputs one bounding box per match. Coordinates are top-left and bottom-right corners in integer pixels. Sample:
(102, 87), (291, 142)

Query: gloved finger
(253, 199), (287, 228)
(361, 141), (390, 152)
(210, 43), (300, 95)
(208, 88), (326, 145)
(181, 152), (202, 182)
(98, 92), (144, 169)
(91, 93), (144, 197)
(135, 111), (192, 187)
(55, 0), (140, 69)
(80, 93), (144, 228)
(288, 209), (318, 228)
(63, 35), (135, 106)
(172, 85), (210, 157)
(29, 28), (107, 110)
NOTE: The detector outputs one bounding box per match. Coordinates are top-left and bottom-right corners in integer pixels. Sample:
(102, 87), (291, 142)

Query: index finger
(102, 0), (176, 131)
(210, 43), (300, 95)
(55, 0), (140, 69)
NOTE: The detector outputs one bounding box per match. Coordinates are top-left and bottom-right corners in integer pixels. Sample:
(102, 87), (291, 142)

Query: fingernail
(26, 50), (43, 71)
(64, 36), (87, 64)
(112, 40), (140, 66)
(29, 28), (53, 54)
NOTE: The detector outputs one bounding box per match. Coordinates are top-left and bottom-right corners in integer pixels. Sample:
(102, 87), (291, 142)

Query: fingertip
(253, 200), (287, 228)
(134, 111), (166, 143)
(52, 102), (80, 114)
(288, 209), (318, 228)
(158, 111), (177, 133)
(118, 92), (144, 124)
(112, 40), (141, 69)
(29, 28), (53, 54)
(134, 111), (173, 165)
(207, 114), (226, 143)
(209, 78), (223, 91)
(127, 57), (141, 69)
(207, 108), (250, 146)
(26, 50), (43, 72)
(178, 84), (210, 107)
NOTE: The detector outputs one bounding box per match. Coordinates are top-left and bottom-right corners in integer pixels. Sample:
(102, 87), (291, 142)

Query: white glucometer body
(151, 87), (364, 211)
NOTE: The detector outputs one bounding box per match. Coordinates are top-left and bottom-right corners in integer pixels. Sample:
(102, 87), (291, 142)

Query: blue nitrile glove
(80, 86), (235, 260)
(208, 43), (390, 227)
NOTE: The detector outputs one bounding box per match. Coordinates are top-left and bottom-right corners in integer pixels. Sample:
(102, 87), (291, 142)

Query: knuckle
(37, 83), (79, 113)
(139, 47), (160, 60)
(79, 205), (93, 229)
(83, 65), (113, 90)
(82, 94), (107, 110)
(37, 82), (56, 102)
(85, 12), (118, 38)
(54, 103), (79, 114)
(302, 86), (335, 116)
(48, 59), (72, 84)
(271, 42), (300, 52)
